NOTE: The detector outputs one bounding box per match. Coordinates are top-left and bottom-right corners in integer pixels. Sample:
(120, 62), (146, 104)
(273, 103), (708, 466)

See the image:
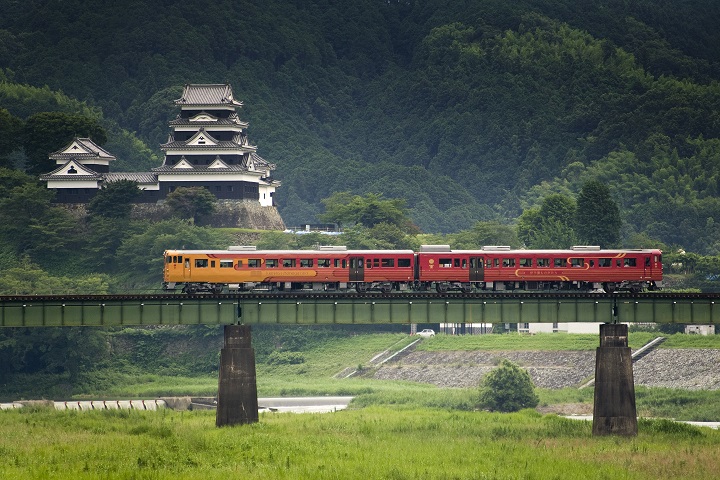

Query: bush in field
(266, 351), (305, 365)
(478, 359), (539, 412)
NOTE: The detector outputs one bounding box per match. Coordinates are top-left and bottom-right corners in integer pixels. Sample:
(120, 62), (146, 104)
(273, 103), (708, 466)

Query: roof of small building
(39, 159), (103, 180)
(50, 138), (115, 161)
(174, 84), (243, 107)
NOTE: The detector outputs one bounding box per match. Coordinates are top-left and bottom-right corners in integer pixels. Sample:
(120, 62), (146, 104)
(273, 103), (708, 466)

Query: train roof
(163, 249), (416, 255)
(440, 248), (662, 255)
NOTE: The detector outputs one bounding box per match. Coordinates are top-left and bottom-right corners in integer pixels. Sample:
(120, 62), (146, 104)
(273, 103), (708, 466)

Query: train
(163, 245), (663, 294)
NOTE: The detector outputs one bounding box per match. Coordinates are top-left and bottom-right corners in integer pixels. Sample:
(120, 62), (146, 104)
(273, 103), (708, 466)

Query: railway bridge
(2, 291), (717, 435)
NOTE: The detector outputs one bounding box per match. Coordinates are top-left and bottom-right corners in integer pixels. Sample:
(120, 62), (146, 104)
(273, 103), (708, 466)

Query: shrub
(478, 359), (539, 412)
(266, 351), (306, 365)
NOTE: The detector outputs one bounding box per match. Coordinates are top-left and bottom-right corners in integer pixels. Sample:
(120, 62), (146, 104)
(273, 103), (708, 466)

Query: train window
(366, 260), (372, 269)
(624, 258), (637, 267)
(318, 259), (331, 268)
(266, 259), (278, 268)
(462, 259), (467, 268)
(373, 259), (380, 268)
(220, 260), (233, 268)
(519, 258), (531, 267)
(178, 256), (182, 264)
(554, 258), (567, 267)
(398, 258), (411, 268)
(494, 259), (500, 268)
(571, 258), (584, 268)
(210, 261), (216, 268)
(599, 258), (612, 267)
(166, 256), (172, 264)
(334, 259), (346, 268)
(300, 259), (314, 268)
(195, 259), (208, 268)
(236, 260), (243, 268)
(502, 258), (515, 267)
(283, 259), (296, 267)
(537, 258), (550, 267)
(185, 259), (190, 268)
(248, 259), (261, 268)
(645, 257), (651, 267)
(439, 258), (452, 268)
(381, 258), (395, 267)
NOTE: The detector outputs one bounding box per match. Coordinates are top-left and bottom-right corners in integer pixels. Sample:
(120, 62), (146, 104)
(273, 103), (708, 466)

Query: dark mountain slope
(1, 0), (719, 239)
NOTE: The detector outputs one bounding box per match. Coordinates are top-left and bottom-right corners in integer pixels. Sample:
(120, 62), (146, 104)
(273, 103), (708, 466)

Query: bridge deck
(1, 292), (718, 327)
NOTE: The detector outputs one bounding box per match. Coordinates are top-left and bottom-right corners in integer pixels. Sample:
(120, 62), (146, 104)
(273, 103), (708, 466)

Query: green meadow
(1, 407), (719, 479)
(3, 331), (720, 478)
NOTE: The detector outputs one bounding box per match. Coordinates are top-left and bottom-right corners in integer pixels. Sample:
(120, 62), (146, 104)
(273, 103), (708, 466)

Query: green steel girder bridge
(1, 292), (719, 327)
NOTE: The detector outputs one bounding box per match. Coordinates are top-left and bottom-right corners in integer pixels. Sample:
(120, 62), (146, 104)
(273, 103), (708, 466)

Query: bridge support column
(216, 325), (259, 427)
(592, 323), (637, 436)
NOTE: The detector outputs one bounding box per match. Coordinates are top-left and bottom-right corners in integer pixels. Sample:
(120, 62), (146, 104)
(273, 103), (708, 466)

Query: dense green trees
(575, 180), (622, 248)
(87, 179), (141, 219)
(165, 186), (218, 225)
(23, 112), (107, 175)
(0, 0), (720, 247)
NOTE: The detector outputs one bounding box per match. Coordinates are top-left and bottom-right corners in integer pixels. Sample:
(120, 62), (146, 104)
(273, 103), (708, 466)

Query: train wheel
(436, 283), (448, 293)
(461, 284), (472, 293)
(212, 284), (223, 294)
(356, 283), (367, 294)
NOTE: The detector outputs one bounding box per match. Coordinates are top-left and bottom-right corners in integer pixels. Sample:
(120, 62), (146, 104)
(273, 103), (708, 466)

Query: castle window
(67, 166), (77, 174)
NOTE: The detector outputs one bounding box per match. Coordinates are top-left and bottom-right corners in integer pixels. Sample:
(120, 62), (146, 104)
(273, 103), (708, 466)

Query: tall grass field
(1, 406), (719, 479)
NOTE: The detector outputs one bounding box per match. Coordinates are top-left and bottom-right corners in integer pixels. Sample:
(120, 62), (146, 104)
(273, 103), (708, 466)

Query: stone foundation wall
(60, 201), (285, 230)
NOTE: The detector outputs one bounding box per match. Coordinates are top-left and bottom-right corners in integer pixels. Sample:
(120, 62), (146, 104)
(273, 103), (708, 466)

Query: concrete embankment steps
(579, 336), (666, 389)
(337, 338), (422, 379)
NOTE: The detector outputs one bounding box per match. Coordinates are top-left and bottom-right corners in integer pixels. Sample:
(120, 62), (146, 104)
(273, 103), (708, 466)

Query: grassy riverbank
(4, 331), (720, 420)
(1, 406), (718, 479)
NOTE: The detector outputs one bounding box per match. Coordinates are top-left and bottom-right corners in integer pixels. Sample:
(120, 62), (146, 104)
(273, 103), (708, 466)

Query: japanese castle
(40, 84), (281, 211)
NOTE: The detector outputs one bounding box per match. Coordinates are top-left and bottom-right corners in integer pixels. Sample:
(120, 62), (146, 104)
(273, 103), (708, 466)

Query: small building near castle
(40, 84), (283, 227)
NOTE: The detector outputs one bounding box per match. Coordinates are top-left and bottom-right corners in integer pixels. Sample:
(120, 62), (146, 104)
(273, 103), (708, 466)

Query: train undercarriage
(168, 279), (661, 294)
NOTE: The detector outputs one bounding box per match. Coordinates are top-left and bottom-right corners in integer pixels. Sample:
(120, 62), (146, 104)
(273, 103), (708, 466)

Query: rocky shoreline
(371, 348), (720, 390)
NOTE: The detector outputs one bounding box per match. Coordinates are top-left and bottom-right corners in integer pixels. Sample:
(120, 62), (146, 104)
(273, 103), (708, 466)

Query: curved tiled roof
(50, 138), (115, 161)
(104, 173), (158, 184)
(174, 84), (243, 107)
(152, 164), (261, 175)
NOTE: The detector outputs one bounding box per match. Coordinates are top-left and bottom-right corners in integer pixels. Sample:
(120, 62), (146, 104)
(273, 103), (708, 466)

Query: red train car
(416, 245), (662, 293)
(164, 246), (415, 293)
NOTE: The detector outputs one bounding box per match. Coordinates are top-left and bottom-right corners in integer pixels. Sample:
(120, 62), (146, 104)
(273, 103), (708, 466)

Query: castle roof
(174, 84), (243, 107)
(169, 112), (248, 128)
(49, 138), (115, 162)
(39, 159), (103, 180)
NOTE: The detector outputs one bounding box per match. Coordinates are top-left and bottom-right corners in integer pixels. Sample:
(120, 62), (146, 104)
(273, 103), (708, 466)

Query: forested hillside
(2, 0), (720, 248)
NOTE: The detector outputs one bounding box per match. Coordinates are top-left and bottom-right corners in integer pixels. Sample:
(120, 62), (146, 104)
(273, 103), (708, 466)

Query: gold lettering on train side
(275, 271), (318, 277)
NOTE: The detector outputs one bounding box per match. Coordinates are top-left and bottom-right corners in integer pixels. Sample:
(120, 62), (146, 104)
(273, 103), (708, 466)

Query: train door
(644, 255), (650, 278)
(183, 256), (191, 281)
(469, 256), (484, 282)
(349, 256), (364, 282)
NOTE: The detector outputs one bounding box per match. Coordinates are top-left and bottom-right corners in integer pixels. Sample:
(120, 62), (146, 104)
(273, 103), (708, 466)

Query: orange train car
(163, 246), (415, 293)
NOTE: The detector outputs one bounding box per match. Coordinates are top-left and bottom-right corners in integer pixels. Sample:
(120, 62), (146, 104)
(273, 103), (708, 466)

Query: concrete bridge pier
(592, 323), (637, 436)
(216, 325), (259, 427)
